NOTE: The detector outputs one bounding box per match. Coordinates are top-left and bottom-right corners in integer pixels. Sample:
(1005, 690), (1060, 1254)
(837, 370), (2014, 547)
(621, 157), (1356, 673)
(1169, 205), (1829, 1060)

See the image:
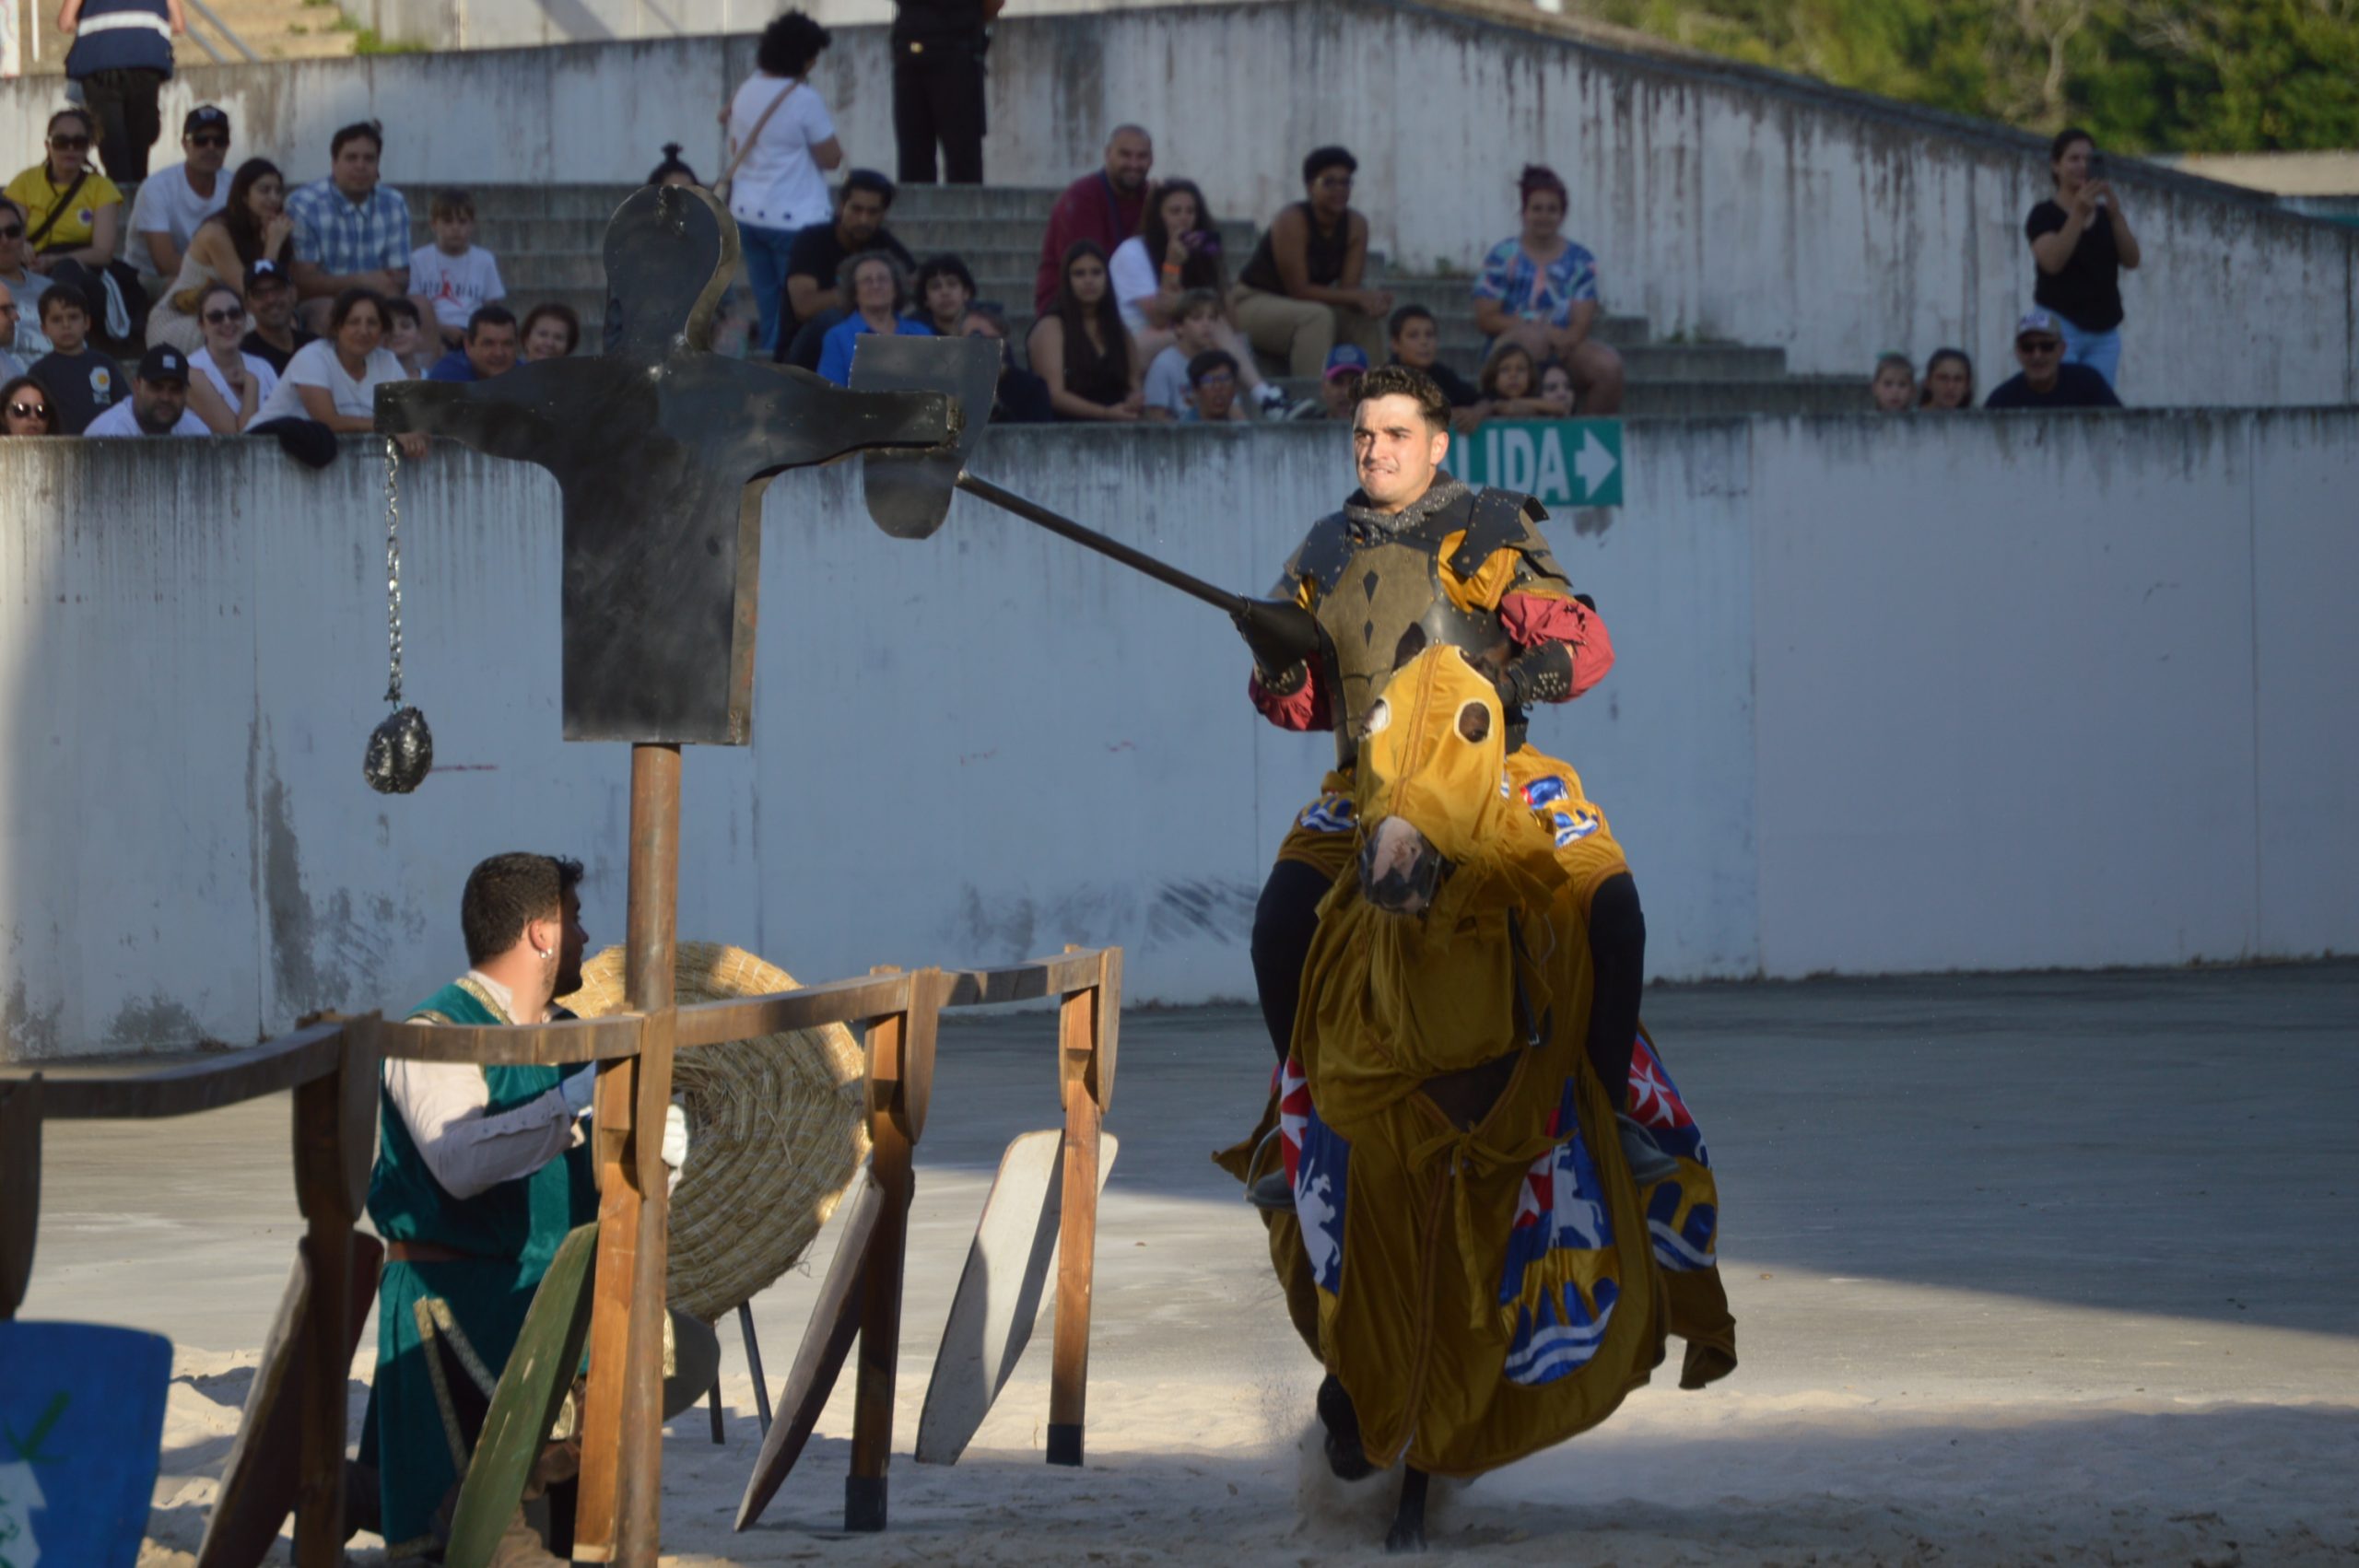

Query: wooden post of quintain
(374, 181), (954, 1567)
(1048, 945), (1121, 1466)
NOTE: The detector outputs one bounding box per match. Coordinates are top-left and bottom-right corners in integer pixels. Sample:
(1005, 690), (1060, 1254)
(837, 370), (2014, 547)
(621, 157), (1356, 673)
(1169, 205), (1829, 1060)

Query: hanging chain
(382, 436), (405, 707)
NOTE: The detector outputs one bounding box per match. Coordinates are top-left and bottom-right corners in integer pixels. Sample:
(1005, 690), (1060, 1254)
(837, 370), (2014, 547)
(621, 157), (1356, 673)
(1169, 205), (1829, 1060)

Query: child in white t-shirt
(409, 189), (508, 347)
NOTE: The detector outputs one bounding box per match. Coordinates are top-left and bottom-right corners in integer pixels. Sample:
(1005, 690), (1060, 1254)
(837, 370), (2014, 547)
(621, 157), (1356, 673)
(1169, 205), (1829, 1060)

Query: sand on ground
(18, 965), (2357, 1565)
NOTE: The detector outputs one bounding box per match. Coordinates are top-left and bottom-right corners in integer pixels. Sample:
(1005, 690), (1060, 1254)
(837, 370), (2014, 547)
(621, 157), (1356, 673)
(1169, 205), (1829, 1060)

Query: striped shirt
(287, 177), (412, 277)
(1473, 237), (1600, 327)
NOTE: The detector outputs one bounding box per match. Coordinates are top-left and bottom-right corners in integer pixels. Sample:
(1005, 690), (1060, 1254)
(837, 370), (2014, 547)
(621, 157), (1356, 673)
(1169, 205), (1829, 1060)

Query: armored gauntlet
(1231, 597), (1321, 691)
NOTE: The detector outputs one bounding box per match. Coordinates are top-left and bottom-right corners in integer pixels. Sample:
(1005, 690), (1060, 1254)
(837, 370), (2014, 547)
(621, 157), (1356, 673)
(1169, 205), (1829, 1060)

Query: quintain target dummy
(361, 181), (957, 1560)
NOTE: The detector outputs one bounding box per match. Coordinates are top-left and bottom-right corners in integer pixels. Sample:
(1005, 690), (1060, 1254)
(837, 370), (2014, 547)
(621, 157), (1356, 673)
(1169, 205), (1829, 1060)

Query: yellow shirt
(5, 164), (124, 252)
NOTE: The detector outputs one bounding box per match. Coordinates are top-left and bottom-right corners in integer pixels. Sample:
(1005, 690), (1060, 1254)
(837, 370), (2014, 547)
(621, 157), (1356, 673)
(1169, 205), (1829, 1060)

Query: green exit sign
(1449, 418), (1624, 508)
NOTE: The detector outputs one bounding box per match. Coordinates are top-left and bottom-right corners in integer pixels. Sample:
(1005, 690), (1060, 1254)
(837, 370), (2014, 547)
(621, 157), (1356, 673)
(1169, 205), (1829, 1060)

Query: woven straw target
(563, 942), (870, 1321)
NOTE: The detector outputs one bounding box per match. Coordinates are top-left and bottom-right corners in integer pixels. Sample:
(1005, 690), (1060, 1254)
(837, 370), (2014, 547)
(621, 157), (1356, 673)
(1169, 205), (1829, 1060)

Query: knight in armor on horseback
(1229, 363), (1637, 1106)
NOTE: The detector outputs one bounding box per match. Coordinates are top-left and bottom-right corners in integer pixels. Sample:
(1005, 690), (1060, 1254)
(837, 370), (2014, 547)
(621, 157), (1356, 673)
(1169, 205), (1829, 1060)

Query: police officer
(56, 0), (182, 182)
(890, 0), (1000, 186)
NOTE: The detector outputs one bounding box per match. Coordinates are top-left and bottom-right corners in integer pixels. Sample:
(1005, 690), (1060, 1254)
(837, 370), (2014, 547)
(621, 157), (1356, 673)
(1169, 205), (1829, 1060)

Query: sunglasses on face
(9, 401), (51, 419)
(2019, 339), (2061, 355)
(189, 133), (229, 149)
(204, 305), (246, 323)
(49, 135), (90, 151)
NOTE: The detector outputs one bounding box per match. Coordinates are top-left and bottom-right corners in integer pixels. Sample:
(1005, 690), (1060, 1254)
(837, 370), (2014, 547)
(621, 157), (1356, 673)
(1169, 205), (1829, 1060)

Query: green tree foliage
(1579, 0), (2359, 152)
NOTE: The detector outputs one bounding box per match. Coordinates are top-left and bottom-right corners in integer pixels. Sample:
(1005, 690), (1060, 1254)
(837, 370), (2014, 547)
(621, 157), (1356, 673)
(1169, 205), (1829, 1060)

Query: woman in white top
(256, 287), (427, 457)
(1109, 179), (1292, 419)
(145, 158), (292, 354)
(724, 9), (845, 357)
(182, 281), (278, 432)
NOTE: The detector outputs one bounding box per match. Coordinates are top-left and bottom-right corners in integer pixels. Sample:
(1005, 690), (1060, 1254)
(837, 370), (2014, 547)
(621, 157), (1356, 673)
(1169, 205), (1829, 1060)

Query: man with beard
(361, 853), (705, 1564)
(1033, 123), (1152, 314)
(1229, 366), (1625, 1141)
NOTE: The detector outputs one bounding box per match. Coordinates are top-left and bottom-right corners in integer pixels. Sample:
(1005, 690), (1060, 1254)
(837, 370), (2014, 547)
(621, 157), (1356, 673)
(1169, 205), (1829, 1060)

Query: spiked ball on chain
(364, 437), (434, 794)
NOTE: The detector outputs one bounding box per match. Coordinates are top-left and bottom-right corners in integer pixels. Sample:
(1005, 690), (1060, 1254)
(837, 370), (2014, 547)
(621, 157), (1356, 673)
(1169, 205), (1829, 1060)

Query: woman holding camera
(1110, 178), (1295, 418)
(2026, 127), (2140, 392)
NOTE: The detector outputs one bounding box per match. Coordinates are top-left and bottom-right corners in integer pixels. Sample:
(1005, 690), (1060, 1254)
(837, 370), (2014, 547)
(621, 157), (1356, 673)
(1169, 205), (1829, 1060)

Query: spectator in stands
(56, 0), (180, 181)
(1035, 124), (1153, 316)
(2, 374), (59, 435)
(1478, 339), (1570, 418)
(411, 189), (507, 349)
(1320, 343), (1367, 421)
(1181, 350), (1249, 424)
(1386, 304), (1482, 431)
(288, 122), (420, 336)
(908, 253), (976, 337)
(960, 304), (1053, 423)
(255, 287), (427, 458)
(1113, 179), (1293, 420)
(780, 170), (910, 359)
(382, 297), (433, 378)
(520, 301), (581, 361)
(1142, 288), (1224, 420)
(146, 158), (291, 354)
(1471, 164), (1624, 415)
(183, 280), (276, 432)
(427, 304), (520, 382)
(1538, 359), (1573, 409)
(648, 144), (702, 188)
(726, 10), (843, 357)
(0, 282), (30, 381)
(129, 104), (230, 281)
(240, 257), (313, 374)
(1029, 240), (1141, 423)
(6, 109), (124, 289)
(1872, 353), (1916, 413)
(0, 197), (55, 320)
(2027, 128), (2139, 391)
(1984, 309), (2120, 410)
(1231, 145), (1391, 380)
(1918, 347), (1974, 411)
(816, 251), (934, 386)
(29, 287), (118, 433)
(890, 0), (995, 185)
(86, 345), (205, 437)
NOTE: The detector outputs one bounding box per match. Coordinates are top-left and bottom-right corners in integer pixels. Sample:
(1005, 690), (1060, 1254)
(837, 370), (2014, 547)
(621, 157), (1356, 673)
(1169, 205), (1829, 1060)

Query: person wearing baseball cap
(84, 344), (208, 437)
(239, 256), (316, 375)
(1984, 308), (2120, 410)
(129, 105), (232, 279)
(1320, 342), (1368, 420)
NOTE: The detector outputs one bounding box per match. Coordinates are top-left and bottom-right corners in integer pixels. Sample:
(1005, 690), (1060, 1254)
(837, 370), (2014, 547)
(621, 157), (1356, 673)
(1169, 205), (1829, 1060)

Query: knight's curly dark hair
(757, 9), (832, 76)
(1355, 364), (1451, 433)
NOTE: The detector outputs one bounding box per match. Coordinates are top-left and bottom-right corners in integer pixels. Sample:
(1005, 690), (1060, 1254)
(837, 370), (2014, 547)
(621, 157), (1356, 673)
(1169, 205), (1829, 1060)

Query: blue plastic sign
(0, 1322), (171, 1568)
(1449, 418), (1625, 508)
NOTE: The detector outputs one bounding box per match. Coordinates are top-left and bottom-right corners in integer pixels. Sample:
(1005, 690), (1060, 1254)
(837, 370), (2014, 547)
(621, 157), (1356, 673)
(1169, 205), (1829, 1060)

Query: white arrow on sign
(1574, 430), (1618, 498)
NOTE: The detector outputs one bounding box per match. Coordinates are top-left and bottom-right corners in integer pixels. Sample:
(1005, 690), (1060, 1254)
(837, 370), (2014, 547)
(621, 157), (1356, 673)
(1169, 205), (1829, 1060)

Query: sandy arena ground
(19, 963), (2359, 1565)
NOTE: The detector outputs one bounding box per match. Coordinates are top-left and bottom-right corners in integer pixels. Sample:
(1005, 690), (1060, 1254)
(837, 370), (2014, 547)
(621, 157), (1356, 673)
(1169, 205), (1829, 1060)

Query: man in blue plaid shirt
(288, 121), (421, 333)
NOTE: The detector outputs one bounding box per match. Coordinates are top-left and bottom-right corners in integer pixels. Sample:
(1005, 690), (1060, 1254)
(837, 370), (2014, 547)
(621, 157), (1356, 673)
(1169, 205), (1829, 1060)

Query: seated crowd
(5, 21), (2123, 449)
(1, 104), (586, 450)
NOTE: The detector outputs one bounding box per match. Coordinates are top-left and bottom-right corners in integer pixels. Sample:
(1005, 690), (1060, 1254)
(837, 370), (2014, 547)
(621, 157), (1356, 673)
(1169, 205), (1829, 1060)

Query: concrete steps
(446, 181), (1838, 415)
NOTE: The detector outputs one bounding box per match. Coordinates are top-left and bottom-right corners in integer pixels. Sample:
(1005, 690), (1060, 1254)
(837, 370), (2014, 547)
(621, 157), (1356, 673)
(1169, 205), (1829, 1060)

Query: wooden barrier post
(845, 966), (941, 1530)
(0, 1075), (41, 1323)
(288, 1018), (380, 1566)
(577, 743), (683, 1565)
(1047, 946), (1121, 1466)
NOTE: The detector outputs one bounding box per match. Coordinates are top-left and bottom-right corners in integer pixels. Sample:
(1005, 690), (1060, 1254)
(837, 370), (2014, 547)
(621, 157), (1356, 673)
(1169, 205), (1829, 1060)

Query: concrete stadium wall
(3, 0), (2353, 404)
(2, 410), (2353, 1059)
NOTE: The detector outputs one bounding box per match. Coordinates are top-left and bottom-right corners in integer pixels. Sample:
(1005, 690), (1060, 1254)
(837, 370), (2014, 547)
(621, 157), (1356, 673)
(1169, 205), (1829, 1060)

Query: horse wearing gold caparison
(1221, 643), (1737, 1550)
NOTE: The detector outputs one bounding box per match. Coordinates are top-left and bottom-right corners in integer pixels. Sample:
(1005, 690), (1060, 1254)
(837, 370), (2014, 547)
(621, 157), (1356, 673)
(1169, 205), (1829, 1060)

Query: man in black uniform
(891, 0), (1002, 186)
(1228, 364), (1628, 1079)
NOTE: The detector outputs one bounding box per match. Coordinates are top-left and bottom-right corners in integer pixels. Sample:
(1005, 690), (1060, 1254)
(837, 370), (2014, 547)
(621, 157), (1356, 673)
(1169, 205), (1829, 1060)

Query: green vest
(366, 977), (595, 1269)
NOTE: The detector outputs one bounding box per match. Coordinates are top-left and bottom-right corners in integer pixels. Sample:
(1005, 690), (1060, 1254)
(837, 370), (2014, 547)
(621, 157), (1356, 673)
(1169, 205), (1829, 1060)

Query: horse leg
(1316, 1374), (1376, 1481)
(1385, 1466), (1429, 1553)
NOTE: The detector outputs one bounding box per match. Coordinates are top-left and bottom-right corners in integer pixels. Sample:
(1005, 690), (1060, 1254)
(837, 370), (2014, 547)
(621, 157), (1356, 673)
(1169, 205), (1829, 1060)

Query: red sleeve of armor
(1248, 663), (1332, 731)
(1500, 591), (1614, 699)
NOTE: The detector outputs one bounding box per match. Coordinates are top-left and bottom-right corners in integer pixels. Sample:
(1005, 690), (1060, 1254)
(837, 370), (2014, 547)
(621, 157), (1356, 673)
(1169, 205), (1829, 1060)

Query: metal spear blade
(851, 333), (1003, 539)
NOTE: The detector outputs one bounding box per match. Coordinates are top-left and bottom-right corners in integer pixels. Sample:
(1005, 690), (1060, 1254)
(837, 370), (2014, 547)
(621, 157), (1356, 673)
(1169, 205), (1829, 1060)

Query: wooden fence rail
(0, 943), (1121, 1566)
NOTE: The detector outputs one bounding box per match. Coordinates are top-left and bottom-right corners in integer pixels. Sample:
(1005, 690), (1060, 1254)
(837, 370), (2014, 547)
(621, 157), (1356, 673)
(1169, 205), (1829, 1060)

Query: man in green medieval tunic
(367, 851), (600, 1561)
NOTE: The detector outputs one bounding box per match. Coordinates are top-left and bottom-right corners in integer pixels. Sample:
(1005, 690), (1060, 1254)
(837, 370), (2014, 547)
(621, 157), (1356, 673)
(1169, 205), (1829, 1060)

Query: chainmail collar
(1343, 472), (1470, 535)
